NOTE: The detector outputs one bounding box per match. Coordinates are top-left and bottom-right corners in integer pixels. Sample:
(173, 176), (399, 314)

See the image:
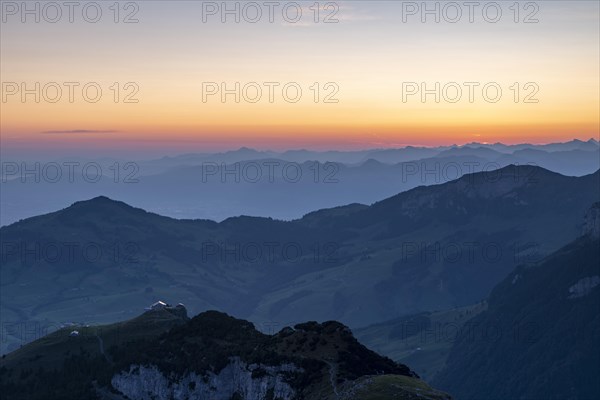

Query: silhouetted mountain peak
(58, 196), (163, 224)
(361, 158), (385, 168)
(449, 164), (563, 198)
(69, 195), (139, 212)
(462, 164), (558, 182)
(438, 146), (502, 158)
(74, 195), (123, 205)
(236, 146), (256, 152)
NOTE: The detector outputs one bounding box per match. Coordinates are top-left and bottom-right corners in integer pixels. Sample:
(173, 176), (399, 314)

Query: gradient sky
(1, 0), (599, 155)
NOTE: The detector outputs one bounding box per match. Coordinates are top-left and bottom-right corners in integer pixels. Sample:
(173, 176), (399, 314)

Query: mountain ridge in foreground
(433, 202), (600, 399)
(0, 306), (451, 400)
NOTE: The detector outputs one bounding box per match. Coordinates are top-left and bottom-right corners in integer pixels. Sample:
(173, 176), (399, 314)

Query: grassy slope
(354, 303), (486, 381)
(342, 375), (451, 400)
(1, 308), (186, 372)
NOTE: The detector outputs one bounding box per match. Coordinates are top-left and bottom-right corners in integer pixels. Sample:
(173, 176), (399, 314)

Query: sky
(1, 0), (599, 156)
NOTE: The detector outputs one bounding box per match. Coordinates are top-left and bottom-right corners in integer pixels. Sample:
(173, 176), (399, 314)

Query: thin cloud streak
(41, 130), (120, 134)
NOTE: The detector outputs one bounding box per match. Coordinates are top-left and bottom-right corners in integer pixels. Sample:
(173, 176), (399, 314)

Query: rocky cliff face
(582, 202), (600, 238)
(111, 357), (299, 400)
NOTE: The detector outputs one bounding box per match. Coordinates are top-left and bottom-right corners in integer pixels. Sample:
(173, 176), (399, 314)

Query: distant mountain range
(0, 306), (451, 400)
(2, 139), (598, 226)
(111, 138), (600, 166)
(1, 165), (598, 355)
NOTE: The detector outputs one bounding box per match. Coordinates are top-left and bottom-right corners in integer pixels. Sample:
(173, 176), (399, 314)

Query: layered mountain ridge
(1, 166), (598, 355)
